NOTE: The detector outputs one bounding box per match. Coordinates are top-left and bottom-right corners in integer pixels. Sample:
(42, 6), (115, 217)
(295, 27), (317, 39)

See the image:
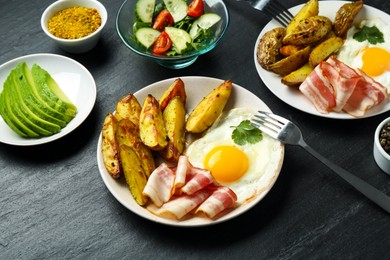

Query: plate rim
(96, 76), (285, 227)
(0, 53), (97, 146)
(254, 1), (390, 120)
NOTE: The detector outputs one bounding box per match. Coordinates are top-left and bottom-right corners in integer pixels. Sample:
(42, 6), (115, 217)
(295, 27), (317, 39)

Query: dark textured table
(1, 0), (390, 259)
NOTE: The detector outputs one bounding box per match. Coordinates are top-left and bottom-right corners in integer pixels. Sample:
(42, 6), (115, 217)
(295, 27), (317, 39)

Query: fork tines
(251, 111), (284, 138)
(258, 0), (294, 27)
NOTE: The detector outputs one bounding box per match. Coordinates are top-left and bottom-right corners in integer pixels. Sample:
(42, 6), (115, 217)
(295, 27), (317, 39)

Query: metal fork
(236, 0), (294, 27)
(251, 111), (390, 214)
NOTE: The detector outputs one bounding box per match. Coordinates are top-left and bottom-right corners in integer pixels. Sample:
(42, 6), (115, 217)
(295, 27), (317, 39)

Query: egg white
(184, 108), (283, 204)
(336, 18), (390, 90)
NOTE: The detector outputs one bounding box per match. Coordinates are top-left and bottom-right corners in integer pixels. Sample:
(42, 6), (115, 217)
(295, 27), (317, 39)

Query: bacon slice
(180, 167), (214, 195)
(142, 163), (175, 207)
(299, 62), (336, 113)
(196, 185), (238, 218)
(343, 69), (388, 117)
(174, 155), (191, 189)
(322, 57), (361, 112)
(146, 189), (213, 219)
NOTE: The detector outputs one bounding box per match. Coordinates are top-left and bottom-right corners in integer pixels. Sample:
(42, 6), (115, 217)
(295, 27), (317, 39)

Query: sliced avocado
(12, 63), (70, 123)
(0, 91), (28, 137)
(5, 73), (55, 136)
(1, 80), (39, 138)
(8, 70), (61, 135)
(30, 64), (77, 121)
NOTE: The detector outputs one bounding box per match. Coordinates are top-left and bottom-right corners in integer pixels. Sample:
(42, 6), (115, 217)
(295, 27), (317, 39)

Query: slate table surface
(1, 0), (390, 259)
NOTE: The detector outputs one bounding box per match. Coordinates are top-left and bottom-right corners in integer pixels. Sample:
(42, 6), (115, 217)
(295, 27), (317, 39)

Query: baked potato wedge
(268, 46), (311, 76)
(281, 63), (314, 87)
(159, 78), (186, 111)
(257, 27), (285, 70)
(279, 44), (304, 57)
(186, 80), (232, 134)
(115, 94), (142, 127)
(286, 0), (319, 35)
(101, 113), (121, 179)
(116, 119), (155, 178)
(160, 96), (186, 162)
(309, 36), (344, 67)
(283, 16), (332, 45)
(118, 144), (148, 206)
(334, 0), (363, 38)
(140, 94), (168, 151)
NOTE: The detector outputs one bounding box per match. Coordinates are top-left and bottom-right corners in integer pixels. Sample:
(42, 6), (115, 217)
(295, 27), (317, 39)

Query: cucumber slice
(135, 27), (161, 48)
(163, 0), (188, 22)
(189, 13), (221, 39)
(165, 27), (191, 54)
(135, 0), (156, 23)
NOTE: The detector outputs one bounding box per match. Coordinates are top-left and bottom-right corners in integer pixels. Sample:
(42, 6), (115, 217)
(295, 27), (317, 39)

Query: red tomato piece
(152, 9), (174, 31)
(187, 0), (204, 17)
(152, 31), (172, 54)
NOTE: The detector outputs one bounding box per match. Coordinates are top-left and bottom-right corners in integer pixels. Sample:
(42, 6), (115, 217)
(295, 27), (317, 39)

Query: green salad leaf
(353, 25), (384, 44)
(231, 120), (263, 146)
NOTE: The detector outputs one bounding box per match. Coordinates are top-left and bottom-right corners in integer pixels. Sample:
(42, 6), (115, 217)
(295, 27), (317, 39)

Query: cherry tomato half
(152, 31), (172, 54)
(152, 9), (174, 31)
(187, 0), (204, 18)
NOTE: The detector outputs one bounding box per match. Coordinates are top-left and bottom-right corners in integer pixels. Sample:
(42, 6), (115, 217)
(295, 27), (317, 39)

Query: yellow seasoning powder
(48, 6), (102, 39)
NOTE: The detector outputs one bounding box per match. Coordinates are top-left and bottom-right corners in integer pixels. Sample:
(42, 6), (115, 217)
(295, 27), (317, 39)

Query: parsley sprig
(353, 25), (384, 44)
(231, 120), (263, 145)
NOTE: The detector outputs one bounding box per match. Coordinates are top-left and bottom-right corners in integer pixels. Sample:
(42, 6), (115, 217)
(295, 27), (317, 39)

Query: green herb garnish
(231, 120), (263, 145)
(353, 25), (384, 44)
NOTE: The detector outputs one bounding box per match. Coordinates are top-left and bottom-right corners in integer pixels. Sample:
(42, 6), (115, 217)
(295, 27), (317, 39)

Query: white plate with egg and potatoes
(96, 76), (284, 227)
(254, 1), (390, 119)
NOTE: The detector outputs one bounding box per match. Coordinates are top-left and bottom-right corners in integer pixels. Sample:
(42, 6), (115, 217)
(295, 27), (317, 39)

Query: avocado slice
(8, 70), (61, 135)
(30, 64), (77, 122)
(0, 80), (39, 138)
(0, 91), (29, 137)
(12, 63), (70, 123)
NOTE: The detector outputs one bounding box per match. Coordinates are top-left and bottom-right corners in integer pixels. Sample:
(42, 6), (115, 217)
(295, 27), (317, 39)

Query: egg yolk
(204, 145), (248, 183)
(361, 47), (390, 77)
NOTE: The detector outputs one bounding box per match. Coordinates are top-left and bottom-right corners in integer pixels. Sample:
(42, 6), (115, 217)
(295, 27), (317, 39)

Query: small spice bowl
(41, 0), (107, 53)
(373, 117), (390, 175)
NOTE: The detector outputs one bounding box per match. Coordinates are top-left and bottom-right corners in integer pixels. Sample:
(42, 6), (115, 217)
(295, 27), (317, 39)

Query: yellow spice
(48, 6), (102, 39)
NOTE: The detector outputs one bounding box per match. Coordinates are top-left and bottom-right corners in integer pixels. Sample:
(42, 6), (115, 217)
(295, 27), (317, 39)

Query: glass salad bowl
(116, 0), (229, 69)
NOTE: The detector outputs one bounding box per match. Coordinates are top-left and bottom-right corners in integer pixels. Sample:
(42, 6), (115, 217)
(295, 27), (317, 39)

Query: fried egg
(185, 108), (283, 204)
(336, 18), (390, 90)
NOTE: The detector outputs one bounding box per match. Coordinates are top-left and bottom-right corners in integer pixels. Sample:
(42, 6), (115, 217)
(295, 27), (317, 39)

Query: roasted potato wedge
(281, 63), (314, 87)
(116, 119), (155, 178)
(268, 46), (311, 76)
(140, 94), (168, 151)
(334, 0), (363, 38)
(159, 78), (186, 111)
(101, 113), (121, 179)
(279, 44), (304, 57)
(160, 96), (186, 162)
(118, 144), (148, 206)
(115, 94), (142, 127)
(283, 16), (332, 45)
(256, 27), (285, 70)
(286, 0), (319, 35)
(186, 80), (232, 134)
(309, 36), (344, 67)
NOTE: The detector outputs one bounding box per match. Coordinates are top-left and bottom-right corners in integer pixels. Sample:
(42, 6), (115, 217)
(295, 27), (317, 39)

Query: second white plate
(254, 1), (390, 119)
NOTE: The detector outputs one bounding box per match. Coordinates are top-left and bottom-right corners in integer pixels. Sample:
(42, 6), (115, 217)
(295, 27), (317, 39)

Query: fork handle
(300, 141), (390, 214)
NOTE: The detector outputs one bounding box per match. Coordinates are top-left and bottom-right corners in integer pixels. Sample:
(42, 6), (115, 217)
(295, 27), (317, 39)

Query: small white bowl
(41, 0), (107, 53)
(373, 117), (390, 174)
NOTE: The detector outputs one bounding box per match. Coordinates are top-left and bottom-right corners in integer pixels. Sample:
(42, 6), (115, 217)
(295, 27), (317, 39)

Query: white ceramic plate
(0, 53), (96, 145)
(97, 76), (284, 227)
(254, 1), (390, 119)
